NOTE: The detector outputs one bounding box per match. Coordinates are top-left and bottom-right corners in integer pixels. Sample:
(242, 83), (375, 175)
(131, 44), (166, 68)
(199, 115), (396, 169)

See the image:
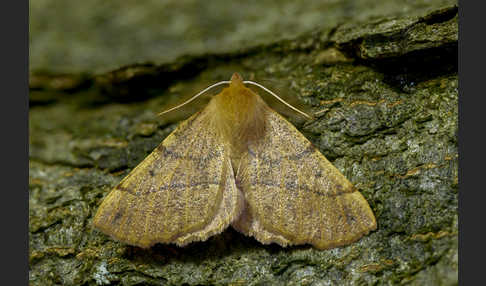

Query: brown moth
(93, 73), (377, 249)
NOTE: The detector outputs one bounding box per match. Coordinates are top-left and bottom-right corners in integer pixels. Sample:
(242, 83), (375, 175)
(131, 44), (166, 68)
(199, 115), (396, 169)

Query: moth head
(230, 72), (244, 84)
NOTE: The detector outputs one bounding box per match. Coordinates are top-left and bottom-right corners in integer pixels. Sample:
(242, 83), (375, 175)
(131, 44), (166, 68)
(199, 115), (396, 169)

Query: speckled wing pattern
(232, 109), (377, 250)
(93, 111), (243, 248)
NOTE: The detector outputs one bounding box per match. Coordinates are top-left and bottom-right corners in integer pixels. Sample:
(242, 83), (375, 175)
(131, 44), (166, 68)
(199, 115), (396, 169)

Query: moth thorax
(209, 86), (267, 151)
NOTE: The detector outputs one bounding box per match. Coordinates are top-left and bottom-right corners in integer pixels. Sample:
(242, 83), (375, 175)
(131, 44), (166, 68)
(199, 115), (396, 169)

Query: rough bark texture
(30, 2), (458, 285)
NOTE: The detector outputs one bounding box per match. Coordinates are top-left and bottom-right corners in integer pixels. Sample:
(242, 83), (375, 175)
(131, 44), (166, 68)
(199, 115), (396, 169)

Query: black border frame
(2, 0), (29, 284)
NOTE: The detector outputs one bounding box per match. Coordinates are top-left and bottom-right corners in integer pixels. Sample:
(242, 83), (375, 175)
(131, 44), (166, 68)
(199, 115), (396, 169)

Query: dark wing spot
(342, 204), (356, 224)
(113, 211), (123, 223)
(335, 184), (343, 193)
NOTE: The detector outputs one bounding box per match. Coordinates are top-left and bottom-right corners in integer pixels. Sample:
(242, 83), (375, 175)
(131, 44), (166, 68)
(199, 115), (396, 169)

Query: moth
(93, 73), (376, 249)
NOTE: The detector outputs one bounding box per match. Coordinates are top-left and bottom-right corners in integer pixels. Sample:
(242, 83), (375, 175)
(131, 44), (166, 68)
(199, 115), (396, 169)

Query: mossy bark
(30, 4), (458, 286)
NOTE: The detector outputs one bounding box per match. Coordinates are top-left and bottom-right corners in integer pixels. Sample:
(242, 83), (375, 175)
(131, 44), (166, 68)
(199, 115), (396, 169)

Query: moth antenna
(243, 80), (313, 119)
(158, 81), (231, 116)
